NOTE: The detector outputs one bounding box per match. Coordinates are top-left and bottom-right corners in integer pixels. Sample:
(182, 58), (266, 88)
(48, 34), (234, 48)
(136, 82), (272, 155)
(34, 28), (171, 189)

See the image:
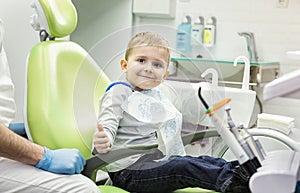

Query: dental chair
(24, 0), (219, 193)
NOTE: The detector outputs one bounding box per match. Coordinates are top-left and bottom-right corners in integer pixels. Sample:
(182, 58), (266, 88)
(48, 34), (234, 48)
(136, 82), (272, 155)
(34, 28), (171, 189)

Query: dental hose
(198, 87), (259, 176)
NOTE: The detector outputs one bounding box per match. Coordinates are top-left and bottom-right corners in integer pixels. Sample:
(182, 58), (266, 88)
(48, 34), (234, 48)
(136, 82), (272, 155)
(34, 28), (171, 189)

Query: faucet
(238, 32), (259, 62)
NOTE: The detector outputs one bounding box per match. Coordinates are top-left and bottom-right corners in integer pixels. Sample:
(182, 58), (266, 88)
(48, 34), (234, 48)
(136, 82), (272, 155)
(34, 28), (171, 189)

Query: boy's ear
(120, 59), (128, 72)
(163, 70), (170, 80)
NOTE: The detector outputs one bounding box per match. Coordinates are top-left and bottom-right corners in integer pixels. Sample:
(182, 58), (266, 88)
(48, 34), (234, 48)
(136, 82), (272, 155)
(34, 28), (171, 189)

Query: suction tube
(198, 87), (258, 175)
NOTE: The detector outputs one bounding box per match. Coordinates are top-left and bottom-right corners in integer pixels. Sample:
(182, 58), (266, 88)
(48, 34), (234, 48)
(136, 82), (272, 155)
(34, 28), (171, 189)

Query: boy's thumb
(98, 123), (104, 132)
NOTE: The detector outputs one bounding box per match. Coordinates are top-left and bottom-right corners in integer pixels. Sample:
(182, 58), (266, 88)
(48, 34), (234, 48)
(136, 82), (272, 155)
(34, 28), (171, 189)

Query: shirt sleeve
(97, 84), (132, 146)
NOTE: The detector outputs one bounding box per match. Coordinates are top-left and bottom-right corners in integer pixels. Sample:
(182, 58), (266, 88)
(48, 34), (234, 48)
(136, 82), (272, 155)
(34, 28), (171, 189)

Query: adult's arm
(0, 122), (86, 174)
(0, 122), (43, 165)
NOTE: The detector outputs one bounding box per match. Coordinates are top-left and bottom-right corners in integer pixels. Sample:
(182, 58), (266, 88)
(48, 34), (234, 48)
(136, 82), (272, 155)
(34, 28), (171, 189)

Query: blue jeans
(109, 152), (239, 193)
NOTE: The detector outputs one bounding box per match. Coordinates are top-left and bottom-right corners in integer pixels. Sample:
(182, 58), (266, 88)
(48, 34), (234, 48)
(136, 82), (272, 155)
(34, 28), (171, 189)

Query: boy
(93, 32), (250, 193)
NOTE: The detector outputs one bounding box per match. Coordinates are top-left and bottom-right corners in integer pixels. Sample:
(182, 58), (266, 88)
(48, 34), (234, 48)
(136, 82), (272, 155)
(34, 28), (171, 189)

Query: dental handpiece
(239, 125), (265, 162)
(225, 107), (255, 160)
(225, 107), (261, 171)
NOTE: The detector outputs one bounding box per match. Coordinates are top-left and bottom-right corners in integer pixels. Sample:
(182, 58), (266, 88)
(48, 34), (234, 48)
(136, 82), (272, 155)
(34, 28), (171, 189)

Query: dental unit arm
(198, 87), (300, 193)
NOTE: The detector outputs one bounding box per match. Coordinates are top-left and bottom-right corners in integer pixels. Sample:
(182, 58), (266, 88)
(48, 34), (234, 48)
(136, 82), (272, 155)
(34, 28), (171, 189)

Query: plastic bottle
(203, 17), (216, 47)
(191, 16), (204, 57)
(176, 15), (192, 56)
(191, 16), (204, 45)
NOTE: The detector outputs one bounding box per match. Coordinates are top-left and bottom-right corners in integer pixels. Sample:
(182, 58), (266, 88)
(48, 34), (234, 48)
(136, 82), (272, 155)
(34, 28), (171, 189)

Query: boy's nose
(144, 62), (153, 73)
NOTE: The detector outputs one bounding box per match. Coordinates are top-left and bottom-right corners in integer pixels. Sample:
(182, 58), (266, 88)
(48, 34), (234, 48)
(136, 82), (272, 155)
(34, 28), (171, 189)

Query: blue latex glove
(35, 147), (86, 174)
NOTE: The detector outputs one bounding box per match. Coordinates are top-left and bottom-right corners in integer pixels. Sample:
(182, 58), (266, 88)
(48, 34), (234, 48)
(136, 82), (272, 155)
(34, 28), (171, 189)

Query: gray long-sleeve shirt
(97, 83), (185, 172)
(98, 84), (162, 172)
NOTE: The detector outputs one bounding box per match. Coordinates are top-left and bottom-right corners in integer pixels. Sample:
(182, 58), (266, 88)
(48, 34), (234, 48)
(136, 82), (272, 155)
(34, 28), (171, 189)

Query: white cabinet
(133, 0), (177, 18)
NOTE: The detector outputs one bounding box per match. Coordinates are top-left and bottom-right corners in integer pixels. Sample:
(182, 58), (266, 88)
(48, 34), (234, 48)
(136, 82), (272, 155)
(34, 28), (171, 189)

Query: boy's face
(120, 45), (169, 91)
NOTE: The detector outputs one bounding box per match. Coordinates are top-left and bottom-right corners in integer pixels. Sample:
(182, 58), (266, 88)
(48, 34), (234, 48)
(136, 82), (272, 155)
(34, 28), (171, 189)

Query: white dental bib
(121, 89), (186, 159)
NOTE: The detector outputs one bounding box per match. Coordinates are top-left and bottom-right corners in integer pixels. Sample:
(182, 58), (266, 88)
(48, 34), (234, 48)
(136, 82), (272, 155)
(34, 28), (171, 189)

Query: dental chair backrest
(0, 19), (16, 127)
(25, 0), (111, 159)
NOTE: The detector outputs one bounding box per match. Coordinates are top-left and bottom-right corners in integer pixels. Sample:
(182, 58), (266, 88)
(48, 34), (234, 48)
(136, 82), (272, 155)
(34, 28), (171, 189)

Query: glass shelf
(171, 57), (280, 67)
(169, 57), (280, 86)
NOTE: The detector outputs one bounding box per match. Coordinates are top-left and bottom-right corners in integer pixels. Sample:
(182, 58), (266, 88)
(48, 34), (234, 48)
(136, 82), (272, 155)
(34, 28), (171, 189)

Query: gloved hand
(35, 147), (86, 174)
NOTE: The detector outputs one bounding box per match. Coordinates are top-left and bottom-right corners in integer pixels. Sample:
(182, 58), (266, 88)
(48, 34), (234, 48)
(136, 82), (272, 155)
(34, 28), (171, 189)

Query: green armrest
(82, 143), (158, 181)
(83, 129), (221, 180)
(182, 129), (219, 146)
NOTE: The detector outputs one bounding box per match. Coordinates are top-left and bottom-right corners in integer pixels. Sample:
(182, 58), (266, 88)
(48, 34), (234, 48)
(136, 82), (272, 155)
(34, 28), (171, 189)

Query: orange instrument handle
(205, 98), (231, 114)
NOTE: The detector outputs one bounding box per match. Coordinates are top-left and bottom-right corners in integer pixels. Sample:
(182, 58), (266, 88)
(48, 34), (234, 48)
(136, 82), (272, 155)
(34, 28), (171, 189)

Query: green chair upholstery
(97, 185), (129, 193)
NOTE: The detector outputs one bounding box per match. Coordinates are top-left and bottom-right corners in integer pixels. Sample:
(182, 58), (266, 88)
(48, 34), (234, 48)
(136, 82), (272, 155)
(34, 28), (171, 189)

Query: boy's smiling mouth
(139, 75), (156, 80)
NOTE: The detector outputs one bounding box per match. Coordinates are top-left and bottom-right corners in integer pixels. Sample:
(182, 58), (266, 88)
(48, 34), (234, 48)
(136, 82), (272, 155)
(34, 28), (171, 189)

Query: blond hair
(125, 32), (170, 62)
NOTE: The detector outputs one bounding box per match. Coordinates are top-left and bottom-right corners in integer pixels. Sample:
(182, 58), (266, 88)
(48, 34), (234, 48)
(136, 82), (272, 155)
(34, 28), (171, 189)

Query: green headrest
(32, 0), (77, 38)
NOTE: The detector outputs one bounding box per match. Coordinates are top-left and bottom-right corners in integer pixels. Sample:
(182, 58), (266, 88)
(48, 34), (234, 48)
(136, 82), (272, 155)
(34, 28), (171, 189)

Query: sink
(195, 81), (256, 128)
(160, 80), (256, 128)
(161, 56), (256, 128)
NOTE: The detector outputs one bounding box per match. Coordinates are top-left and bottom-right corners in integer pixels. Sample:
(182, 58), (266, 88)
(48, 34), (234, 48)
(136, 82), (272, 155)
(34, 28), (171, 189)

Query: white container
(191, 16), (204, 45)
(191, 16), (204, 58)
(203, 17), (216, 47)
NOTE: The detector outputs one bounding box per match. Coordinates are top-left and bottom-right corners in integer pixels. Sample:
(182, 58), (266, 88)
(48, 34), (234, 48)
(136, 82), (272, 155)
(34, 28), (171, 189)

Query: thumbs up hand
(93, 123), (111, 154)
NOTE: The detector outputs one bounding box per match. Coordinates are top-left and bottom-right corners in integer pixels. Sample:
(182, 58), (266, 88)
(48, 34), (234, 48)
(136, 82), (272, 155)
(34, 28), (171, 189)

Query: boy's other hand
(93, 123), (110, 154)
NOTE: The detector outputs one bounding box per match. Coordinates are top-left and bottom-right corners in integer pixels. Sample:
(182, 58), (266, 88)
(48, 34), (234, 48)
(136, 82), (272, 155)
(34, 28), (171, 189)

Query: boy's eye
(153, 63), (163, 68)
(138, 58), (145, 63)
